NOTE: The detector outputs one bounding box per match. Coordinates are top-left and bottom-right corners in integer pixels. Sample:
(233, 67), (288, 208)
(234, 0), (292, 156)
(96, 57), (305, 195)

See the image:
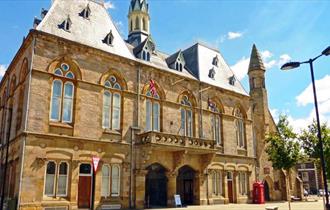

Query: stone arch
(99, 69), (128, 90)
(47, 56), (82, 80)
(141, 80), (166, 100)
(45, 150), (73, 160)
(209, 96), (225, 113)
(177, 165), (197, 205)
(233, 104), (247, 119)
(209, 162), (225, 170)
(177, 90), (198, 107)
(263, 175), (274, 201)
(19, 58), (29, 83)
(9, 75), (17, 96)
(237, 164), (250, 172)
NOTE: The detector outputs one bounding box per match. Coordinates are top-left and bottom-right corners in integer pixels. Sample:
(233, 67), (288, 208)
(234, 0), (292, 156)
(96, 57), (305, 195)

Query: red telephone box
(253, 182), (265, 204)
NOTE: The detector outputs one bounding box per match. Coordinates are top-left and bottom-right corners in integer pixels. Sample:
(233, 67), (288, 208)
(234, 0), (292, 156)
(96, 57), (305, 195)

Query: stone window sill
(103, 129), (121, 136)
(49, 121), (73, 129)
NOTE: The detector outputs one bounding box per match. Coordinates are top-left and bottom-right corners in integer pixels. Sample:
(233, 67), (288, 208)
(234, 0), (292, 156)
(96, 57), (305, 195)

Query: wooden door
(78, 176), (92, 208)
(228, 180), (234, 203)
(183, 180), (194, 205)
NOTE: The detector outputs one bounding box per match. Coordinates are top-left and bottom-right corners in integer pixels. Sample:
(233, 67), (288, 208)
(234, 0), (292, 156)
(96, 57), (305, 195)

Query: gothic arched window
(50, 63), (75, 123)
(102, 76), (122, 130)
(210, 102), (222, 145)
(145, 88), (160, 132)
(235, 108), (246, 148)
(180, 95), (193, 137)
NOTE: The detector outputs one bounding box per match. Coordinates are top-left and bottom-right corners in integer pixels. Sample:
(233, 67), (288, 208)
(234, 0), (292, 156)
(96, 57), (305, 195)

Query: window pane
(146, 100), (152, 131)
(45, 162), (56, 196)
(59, 162), (67, 175)
(57, 175), (67, 196)
(219, 172), (222, 195)
(79, 164), (91, 174)
(62, 83), (74, 123)
(112, 93), (121, 130)
(181, 109), (186, 136)
(153, 102), (160, 131)
(101, 165), (110, 197)
(51, 80), (62, 121)
(111, 165), (120, 196)
(103, 92), (111, 128)
(187, 110), (192, 137)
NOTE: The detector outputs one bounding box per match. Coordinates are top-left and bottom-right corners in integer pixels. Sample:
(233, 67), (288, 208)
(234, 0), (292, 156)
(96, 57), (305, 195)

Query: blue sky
(0, 0), (329, 132)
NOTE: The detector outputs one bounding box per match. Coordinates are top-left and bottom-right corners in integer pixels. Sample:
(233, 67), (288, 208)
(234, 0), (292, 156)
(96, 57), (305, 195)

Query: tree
(299, 120), (330, 178)
(265, 115), (301, 210)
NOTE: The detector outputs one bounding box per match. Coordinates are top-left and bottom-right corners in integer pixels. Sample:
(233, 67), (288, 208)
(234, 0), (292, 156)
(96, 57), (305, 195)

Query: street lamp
(281, 46), (330, 210)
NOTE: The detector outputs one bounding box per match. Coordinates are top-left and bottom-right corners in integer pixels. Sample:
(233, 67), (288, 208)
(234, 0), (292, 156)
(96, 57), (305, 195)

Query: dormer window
(229, 76), (236, 86)
(142, 50), (151, 61)
(175, 62), (183, 71)
(59, 16), (72, 32)
(213, 55), (219, 67)
(209, 68), (216, 79)
(103, 31), (114, 46)
(80, 5), (91, 19)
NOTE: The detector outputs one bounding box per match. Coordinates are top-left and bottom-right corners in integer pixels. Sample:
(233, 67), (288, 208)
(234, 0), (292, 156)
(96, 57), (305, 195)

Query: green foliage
(265, 115), (301, 170)
(299, 120), (330, 176)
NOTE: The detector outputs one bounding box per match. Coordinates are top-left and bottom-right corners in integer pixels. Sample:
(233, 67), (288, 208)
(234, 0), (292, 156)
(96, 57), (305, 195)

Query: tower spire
(248, 44), (265, 72)
(128, 0), (150, 46)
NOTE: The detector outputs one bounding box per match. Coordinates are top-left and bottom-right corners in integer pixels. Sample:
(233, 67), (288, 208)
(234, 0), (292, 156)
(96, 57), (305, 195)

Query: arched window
(57, 162), (68, 196)
(135, 17), (140, 30)
(180, 95), (193, 137)
(145, 89), (160, 132)
(239, 172), (248, 195)
(130, 20), (133, 32)
(45, 161), (56, 196)
(101, 165), (110, 197)
(235, 108), (245, 148)
(50, 63), (75, 123)
(102, 76), (122, 130)
(212, 171), (223, 196)
(111, 165), (120, 197)
(142, 18), (147, 31)
(210, 102), (222, 145)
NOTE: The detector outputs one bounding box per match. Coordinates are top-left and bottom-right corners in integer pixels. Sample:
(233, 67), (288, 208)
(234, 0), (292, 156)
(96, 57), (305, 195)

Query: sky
(0, 0), (329, 132)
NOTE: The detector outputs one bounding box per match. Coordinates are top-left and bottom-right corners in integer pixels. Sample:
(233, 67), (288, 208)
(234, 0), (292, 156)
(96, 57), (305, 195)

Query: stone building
(297, 160), (322, 194)
(0, 0), (302, 209)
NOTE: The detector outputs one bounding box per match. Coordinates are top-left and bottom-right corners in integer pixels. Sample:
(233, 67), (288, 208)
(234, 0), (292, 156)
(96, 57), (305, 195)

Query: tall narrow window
(111, 165), (120, 196)
(180, 95), (193, 137)
(57, 162), (68, 196)
(235, 108), (245, 148)
(145, 90), (160, 131)
(135, 17), (139, 30)
(101, 165), (110, 197)
(102, 76), (122, 130)
(50, 63), (75, 123)
(45, 162), (56, 196)
(210, 102), (222, 145)
(239, 172), (248, 195)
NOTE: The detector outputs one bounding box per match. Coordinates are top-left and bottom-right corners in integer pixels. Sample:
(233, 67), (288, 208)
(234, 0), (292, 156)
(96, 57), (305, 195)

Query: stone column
(135, 169), (147, 209)
(196, 172), (208, 205)
(166, 171), (177, 207)
(234, 171), (239, 203)
(223, 171), (229, 204)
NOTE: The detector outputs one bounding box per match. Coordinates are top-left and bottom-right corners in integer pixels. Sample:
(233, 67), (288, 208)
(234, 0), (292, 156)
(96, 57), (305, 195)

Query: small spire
(248, 44), (265, 72)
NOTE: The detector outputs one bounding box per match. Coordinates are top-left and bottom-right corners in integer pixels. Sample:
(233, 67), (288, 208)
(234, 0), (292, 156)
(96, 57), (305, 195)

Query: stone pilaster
(166, 171), (177, 207)
(135, 169), (148, 209)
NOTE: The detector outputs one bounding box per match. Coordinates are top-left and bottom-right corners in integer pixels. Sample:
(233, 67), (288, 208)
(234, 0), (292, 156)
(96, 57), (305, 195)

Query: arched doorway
(177, 165), (195, 205)
(264, 181), (271, 201)
(145, 163), (168, 208)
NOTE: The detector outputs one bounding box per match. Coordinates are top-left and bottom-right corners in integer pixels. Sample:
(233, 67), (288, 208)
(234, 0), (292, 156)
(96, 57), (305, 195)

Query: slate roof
(36, 0), (135, 60)
(248, 44), (265, 72)
(183, 43), (248, 96)
(166, 50), (181, 65)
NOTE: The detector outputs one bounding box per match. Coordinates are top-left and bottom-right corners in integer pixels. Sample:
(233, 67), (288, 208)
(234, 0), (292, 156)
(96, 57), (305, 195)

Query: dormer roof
(36, 0), (134, 60)
(133, 35), (155, 56)
(166, 50), (185, 66)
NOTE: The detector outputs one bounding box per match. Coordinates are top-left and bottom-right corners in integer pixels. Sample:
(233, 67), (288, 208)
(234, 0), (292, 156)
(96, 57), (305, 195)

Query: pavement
(148, 197), (325, 210)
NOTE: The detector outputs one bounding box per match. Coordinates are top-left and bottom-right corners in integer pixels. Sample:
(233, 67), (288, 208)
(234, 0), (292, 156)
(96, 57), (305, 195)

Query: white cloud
(261, 50), (273, 59)
(230, 56), (250, 80)
(104, 1), (115, 10)
(278, 54), (292, 67)
(270, 108), (279, 123)
(0, 64), (7, 79)
(227, 32), (243, 40)
(114, 21), (124, 36)
(296, 75), (330, 106)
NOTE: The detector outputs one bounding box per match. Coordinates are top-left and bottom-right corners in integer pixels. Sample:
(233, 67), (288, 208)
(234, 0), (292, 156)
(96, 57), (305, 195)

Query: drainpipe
(130, 65), (141, 208)
(199, 82), (203, 138)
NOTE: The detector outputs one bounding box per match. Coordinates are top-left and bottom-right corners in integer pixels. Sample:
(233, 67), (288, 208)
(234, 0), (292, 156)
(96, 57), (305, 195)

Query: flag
(208, 97), (215, 109)
(149, 79), (157, 97)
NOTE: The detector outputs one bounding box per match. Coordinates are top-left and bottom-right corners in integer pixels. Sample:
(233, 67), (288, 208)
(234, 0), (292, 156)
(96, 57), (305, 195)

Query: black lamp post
(281, 46), (330, 210)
